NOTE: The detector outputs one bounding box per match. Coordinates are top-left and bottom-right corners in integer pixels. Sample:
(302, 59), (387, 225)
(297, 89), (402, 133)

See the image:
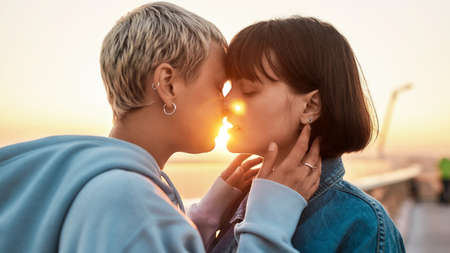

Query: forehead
(200, 42), (227, 81)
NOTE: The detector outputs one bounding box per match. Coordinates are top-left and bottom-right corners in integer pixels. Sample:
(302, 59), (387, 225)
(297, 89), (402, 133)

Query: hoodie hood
(0, 135), (181, 252)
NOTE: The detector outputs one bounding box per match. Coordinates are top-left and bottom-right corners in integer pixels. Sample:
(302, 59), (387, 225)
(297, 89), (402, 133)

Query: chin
(204, 141), (216, 152)
(186, 139), (216, 154)
(227, 138), (268, 156)
(226, 140), (252, 154)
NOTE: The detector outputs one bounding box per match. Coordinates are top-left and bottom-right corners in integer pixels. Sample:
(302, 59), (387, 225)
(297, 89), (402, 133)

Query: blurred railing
(184, 164), (422, 210)
(353, 164), (423, 239)
(353, 164), (422, 191)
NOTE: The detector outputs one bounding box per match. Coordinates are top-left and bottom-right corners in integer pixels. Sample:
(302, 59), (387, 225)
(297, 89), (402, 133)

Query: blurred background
(1, 0), (449, 251)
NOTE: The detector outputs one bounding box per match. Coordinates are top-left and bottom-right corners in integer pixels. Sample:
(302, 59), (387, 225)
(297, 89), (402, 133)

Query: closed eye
(241, 86), (258, 95)
(240, 80), (260, 95)
(242, 91), (256, 97)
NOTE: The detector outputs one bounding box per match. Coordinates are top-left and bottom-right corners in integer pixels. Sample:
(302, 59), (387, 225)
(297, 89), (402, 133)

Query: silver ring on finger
(303, 162), (316, 169)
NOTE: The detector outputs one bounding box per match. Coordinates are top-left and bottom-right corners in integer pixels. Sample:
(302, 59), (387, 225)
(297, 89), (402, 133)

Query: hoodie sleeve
(187, 177), (242, 246)
(59, 170), (306, 253)
(234, 179), (307, 253)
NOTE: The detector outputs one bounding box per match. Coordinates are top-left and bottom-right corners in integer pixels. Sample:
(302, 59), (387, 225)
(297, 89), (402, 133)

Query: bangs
(227, 21), (283, 83)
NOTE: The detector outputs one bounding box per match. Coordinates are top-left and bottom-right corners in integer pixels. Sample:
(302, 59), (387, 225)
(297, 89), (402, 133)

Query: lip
(229, 125), (241, 132)
(226, 118), (240, 129)
(226, 117), (238, 126)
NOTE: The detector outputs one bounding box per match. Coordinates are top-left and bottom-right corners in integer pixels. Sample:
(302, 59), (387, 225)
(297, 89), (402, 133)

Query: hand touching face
(221, 154), (262, 193)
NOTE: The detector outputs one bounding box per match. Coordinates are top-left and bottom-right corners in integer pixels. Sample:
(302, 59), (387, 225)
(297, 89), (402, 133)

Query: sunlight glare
(223, 81), (231, 96)
(232, 101), (245, 115)
(215, 117), (233, 148)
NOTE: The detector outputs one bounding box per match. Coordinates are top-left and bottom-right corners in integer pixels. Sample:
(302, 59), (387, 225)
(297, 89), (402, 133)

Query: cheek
(187, 93), (223, 132)
(177, 92), (224, 152)
(228, 85), (303, 153)
(255, 104), (295, 145)
(229, 100), (292, 154)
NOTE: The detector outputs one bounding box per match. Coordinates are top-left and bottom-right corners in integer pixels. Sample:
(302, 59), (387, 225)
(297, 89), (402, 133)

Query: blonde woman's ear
(151, 63), (178, 106)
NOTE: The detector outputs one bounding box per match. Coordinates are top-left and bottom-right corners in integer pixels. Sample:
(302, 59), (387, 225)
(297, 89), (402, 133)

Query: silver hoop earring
(163, 103), (176, 116)
(152, 82), (160, 90)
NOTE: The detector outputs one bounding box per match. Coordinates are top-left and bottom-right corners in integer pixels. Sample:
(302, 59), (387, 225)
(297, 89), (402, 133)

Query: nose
(224, 94), (241, 117)
(223, 92), (233, 116)
(223, 103), (232, 118)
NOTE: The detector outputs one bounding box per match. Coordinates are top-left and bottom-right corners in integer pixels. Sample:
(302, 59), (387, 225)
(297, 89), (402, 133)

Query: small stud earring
(307, 118), (313, 124)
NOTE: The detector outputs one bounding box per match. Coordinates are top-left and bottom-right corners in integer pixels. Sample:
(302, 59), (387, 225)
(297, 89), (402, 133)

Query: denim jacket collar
(310, 157), (345, 200)
(230, 157), (345, 223)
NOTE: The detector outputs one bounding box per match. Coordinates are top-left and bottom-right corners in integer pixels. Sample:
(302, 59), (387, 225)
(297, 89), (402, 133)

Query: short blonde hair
(100, 1), (226, 119)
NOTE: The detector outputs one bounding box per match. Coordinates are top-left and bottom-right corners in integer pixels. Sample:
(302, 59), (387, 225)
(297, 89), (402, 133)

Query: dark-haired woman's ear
(301, 89), (321, 124)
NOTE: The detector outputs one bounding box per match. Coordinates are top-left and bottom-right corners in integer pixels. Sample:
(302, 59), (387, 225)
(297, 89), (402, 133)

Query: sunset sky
(1, 0), (449, 160)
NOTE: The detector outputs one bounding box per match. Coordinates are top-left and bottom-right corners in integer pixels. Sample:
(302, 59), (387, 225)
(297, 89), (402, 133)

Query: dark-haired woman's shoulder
(333, 181), (405, 252)
(292, 180), (406, 253)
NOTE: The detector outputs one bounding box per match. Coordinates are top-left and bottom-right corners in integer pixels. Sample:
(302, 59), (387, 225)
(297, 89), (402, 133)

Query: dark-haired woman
(209, 16), (405, 253)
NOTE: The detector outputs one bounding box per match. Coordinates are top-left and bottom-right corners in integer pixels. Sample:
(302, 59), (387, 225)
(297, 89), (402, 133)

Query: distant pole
(378, 83), (413, 158)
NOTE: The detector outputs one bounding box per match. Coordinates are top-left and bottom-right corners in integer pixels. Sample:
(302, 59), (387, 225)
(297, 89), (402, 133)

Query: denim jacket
(209, 157), (406, 253)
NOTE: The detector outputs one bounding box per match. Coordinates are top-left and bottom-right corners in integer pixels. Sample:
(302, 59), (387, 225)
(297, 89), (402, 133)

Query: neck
(109, 110), (176, 170)
(273, 147), (291, 168)
(265, 141), (302, 168)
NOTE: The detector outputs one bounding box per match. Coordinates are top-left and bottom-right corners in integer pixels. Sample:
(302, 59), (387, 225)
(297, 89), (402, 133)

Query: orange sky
(1, 0), (449, 159)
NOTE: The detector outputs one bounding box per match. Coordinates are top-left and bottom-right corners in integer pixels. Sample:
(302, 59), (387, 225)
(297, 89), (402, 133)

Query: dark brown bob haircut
(227, 16), (378, 159)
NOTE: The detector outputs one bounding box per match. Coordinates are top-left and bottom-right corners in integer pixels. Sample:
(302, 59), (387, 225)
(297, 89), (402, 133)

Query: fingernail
(268, 142), (276, 151)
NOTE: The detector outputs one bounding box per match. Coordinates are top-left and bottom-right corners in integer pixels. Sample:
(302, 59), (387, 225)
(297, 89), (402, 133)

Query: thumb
(258, 142), (278, 178)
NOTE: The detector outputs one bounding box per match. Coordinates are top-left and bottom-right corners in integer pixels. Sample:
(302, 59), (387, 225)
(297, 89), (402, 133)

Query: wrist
(237, 178), (307, 240)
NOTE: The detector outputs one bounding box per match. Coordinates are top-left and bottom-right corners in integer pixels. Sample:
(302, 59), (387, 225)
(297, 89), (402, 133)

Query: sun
(215, 117), (233, 148)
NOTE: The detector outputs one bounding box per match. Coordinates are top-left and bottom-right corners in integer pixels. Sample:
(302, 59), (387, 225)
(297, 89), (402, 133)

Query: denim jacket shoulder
(209, 157), (405, 253)
(292, 159), (405, 253)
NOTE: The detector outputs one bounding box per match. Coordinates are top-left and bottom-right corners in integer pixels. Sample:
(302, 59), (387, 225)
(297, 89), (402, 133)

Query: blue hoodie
(0, 135), (307, 252)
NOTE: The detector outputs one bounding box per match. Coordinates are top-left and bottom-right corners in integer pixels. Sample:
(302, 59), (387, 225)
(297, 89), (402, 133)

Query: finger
(305, 158), (322, 186)
(236, 172), (257, 192)
(241, 157), (264, 171)
(257, 142), (278, 178)
(303, 177), (321, 201)
(283, 124), (311, 167)
(310, 178), (320, 195)
(315, 159), (322, 180)
(311, 158), (322, 178)
(243, 178), (254, 188)
(222, 154), (251, 179)
(227, 166), (246, 187)
(241, 181), (253, 194)
(244, 174), (257, 185)
(243, 168), (259, 179)
(313, 175), (321, 189)
(301, 137), (321, 171)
